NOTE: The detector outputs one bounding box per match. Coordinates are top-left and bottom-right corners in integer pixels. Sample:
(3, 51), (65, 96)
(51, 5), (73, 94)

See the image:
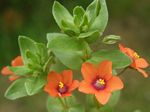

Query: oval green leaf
(87, 50), (132, 69)
(5, 78), (28, 100)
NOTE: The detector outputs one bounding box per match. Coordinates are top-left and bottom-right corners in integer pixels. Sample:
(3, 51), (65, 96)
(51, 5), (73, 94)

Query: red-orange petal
(135, 58), (149, 68)
(60, 93), (72, 97)
(106, 76), (124, 92)
(69, 80), (79, 92)
(125, 48), (135, 58)
(98, 60), (112, 80)
(119, 44), (126, 53)
(119, 44), (134, 58)
(44, 84), (58, 97)
(11, 56), (23, 66)
(95, 90), (111, 105)
(47, 71), (61, 88)
(78, 80), (97, 94)
(9, 75), (19, 81)
(136, 68), (148, 78)
(1, 66), (13, 75)
(61, 70), (73, 86)
(81, 62), (98, 83)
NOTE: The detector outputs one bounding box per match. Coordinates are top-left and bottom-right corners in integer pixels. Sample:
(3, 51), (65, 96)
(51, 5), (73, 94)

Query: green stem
(58, 97), (66, 108)
(118, 67), (128, 76)
(64, 97), (68, 107)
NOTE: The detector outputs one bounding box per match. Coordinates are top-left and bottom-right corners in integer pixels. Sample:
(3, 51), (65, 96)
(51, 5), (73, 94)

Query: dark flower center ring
(57, 82), (68, 94)
(92, 78), (106, 90)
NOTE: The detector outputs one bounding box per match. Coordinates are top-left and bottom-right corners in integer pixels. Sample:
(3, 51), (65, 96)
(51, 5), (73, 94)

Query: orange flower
(79, 60), (124, 105)
(1, 56), (23, 81)
(44, 70), (79, 97)
(119, 44), (149, 78)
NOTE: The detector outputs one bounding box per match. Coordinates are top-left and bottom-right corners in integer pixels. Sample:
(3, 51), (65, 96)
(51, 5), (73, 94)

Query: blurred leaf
(89, 0), (108, 33)
(68, 106), (85, 112)
(102, 35), (121, 44)
(47, 96), (85, 112)
(47, 36), (91, 70)
(51, 59), (68, 73)
(87, 50), (132, 69)
(99, 105), (113, 112)
(5, 78), (28, 100)
(86, 95), (96, 107)
(88, 107), (100, 112)
(8, 66), (33, 76)
(73, 6), (85, 27)
(25, 75), (46, 96)
(108, 91), (121, 107)
(47, 96), (64, 112)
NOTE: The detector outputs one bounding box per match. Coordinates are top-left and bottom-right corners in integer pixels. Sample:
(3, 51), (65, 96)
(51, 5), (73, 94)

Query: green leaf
(25, 75), (46, 96)
(73, 6), (85, 27)
(18, 36), (37, 65)
(47, 96), (85, 112)
(52, 1), (73, 27)
(51, 59), (68, 73)
(108, 91), (121, 107)
(26, 50), (40, 64)
(53, 1), (79, 34)
(77, 30), (101, 43)
(86, 0), (100, 24)
(61, 20), (80, 35)
(89, 0), (108, 33)
(8, 66), (32, 76)
(5, 78), (28, 100)
(47, 96), (64, 112)
(47, 33), (69, 43)
(86, 95), (96, 107)
(78, 30), (99, 39)
(35, 43), (49, 65)
(47, 36), (91, 70)
(87, 50), (132, 69)
(26, 50), (43, 71)
(43, 55), (54, 73)
(102, 35), (121, 44)
(80, 14), (89, 32)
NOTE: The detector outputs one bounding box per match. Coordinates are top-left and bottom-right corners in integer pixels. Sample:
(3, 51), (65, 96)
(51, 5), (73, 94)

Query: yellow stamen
(133, 52), (140, 59)
(59, 82), (64, 88)
(97, 79), (105, 85)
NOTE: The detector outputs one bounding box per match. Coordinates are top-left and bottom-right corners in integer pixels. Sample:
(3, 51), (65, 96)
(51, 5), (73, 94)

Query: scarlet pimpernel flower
(1, 56), (23, 81)
(79, 60), (124, 105)
(119, 44), (149, 78)
(44, 70), (79, 97)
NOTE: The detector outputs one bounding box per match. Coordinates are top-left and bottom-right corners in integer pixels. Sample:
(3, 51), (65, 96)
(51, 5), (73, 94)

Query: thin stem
(118, 67), (128, 76)
(58, 97), (67, 108)
(64, 97), (68, 107)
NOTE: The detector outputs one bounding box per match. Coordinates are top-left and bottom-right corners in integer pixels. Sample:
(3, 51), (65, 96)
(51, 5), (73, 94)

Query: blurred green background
(0, 0), (150, 112)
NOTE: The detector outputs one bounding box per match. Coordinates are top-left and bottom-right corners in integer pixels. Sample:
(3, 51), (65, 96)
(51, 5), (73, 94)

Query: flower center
(57, 82), (68, 94)
(133, 52), (140, 59)
(92, 78), (106, 90)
